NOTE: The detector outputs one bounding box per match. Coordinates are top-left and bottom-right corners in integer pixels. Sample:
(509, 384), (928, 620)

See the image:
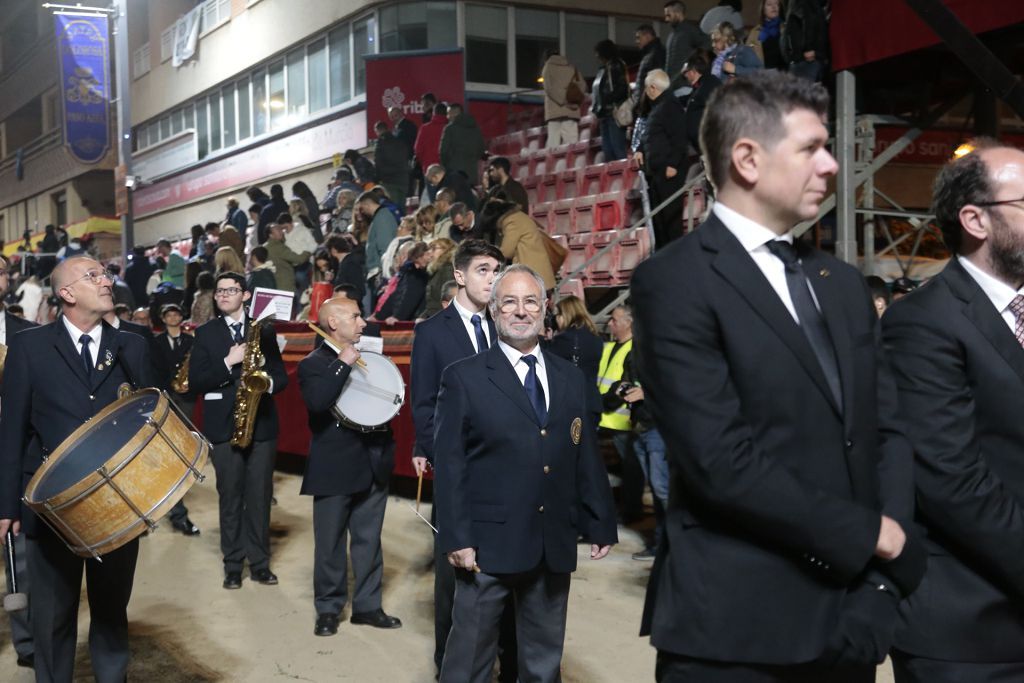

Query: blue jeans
(599, 116), (628, 162)
(633, 428), (668, 549)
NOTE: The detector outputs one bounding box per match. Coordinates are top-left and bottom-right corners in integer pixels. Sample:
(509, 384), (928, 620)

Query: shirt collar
(958, 255), (1024, 314)
(497, 339), (543, 369)
(714, 202), (793, 253)
(62, 315), (102, 347)
(450, 296), (487, 325)
(223, 311), (245, 328)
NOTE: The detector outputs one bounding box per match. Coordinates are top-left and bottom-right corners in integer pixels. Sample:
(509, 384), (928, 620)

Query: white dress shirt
(714, 202), (821, 322)
(958, 255), (1024, 333)
(62, 316), (102, 367)
(450, 297), (491, 352)
(0, 311), (6, 346)
(497, 340), (550, 410)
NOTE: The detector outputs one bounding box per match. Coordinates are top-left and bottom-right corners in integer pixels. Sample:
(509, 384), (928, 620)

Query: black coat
(394, 117), (418, 157)
(258, 196), (289, 244)
(440, 170), (478, 212)
(544, 326), (603, 421)
(631, 214), (925, 664)
(634, 38), (666, 107)
(377, 262), (428, 321)
(682, 74), (722, 152)
(151, 331), (194, 395)
(297, 344), (395, 496)
(374, 131), (411, 188)
(333, 247), (367, 302)
(644, 92), (689, 174)
(410, 302), (495, 464)
(592, 58), (629, 118)
(188, 316), (288, 444)
(884, 259), (1024, 662)
(0, 320), (153, 533)
(434, 345), (617, 574)
(246, 268), (277, 293)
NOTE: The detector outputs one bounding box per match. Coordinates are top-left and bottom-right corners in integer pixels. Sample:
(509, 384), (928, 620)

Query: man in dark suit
(151, 303), (200, 536)
(631, 71), (926, 681)
(0, 256), (153, 682)
(0, 255), (37, 669)
(299, 296), (401, 637)
(680, 49), (721, 153)
(639, 69), (689, 246)
(409, 239), (513, 678)
(434, 264), (617, 683)
(188, 271), (288, 590)
(883, 141), (1024, 682)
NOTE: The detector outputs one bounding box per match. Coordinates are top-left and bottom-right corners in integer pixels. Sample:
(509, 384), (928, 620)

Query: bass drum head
(335, 351), (405, 429)
(30, 391), (160, 501)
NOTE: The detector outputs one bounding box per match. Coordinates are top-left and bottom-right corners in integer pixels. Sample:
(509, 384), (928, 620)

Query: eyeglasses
(978, 195), (1024, 209)
(66, 269), (113, 287)
(498, 297), (543, 314)
(214, 287), (243, 297)
(0, 269), (8, 277)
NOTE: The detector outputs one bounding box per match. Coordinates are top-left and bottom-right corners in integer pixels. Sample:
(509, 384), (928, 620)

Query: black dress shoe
(350, 608), (402, 629)
(223, 572), (242, 589)
(252, 568), (279, 585)
(314, 613), (340, 636)
(16, 653), (34, 668)
(171, 517), (200, 536)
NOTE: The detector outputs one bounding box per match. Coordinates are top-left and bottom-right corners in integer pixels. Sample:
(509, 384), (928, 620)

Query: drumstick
(415, 470), (424, 513)
(307, 323), (368, 369)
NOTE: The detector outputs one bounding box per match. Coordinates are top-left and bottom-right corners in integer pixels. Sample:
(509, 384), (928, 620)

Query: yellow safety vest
(597, 339), (632, 431)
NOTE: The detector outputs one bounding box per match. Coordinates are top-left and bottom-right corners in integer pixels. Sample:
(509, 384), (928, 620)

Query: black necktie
(764, 240), (843, 410)
(231, 322), (244, 344)
(521, 354), (548, 425)
(79, 334), (94, 379)
(470, 314), (489, 353)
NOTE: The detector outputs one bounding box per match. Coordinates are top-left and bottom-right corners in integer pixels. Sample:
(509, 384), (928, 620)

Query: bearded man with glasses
(0, 256), (153, 682)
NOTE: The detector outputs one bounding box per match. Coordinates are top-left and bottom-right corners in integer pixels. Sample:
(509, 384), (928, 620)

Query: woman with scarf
(747, 0), (786, 70)
(710, 21), (763, 80)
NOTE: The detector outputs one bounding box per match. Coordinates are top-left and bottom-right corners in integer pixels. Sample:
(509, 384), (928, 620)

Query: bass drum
(24, 389), (209, 558)
(332, 351), (405, 431)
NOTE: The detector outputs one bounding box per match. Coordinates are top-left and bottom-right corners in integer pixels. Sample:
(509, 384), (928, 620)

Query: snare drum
(332, 351), (405, 431)
(24, 389), (209, 558)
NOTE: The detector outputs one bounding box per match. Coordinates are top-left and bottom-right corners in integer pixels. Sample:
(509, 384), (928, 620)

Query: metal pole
(112, 0), (133, 265)
(834, 70), (857, 265)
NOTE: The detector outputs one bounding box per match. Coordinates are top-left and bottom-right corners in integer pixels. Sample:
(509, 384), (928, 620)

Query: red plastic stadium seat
(549, 144), (572, 174)
(531, 202), (553, 231)
(525, 126), (546, 152)
(564, 233), (594, 281)
(594, 192), (624, 231)
(568, 142), (589, 170)
(522, 176), (541, 207)
(602, 159), (640, 194)
(579, 165), (604, 196)
(616, 227), (653, 280)
(587, 232), (617, 284)
(538, 173), (559, 204)
(557, 278), (585, 300)
(556, 169), (580, 200)
(550, 199), (575, 236)
(571, 195), (597, 233)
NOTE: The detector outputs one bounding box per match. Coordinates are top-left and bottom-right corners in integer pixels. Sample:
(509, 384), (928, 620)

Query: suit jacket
(544, 326), (604, 421)
(297, 344), (395, 497)
(630, 214), (924, 664)
(433, 345), (617, 574)
(410, 303), (496, 464)
(151, 331), (194, 394)
(117, 318), (154, 340)
(0, 320), (153, 534)
(188, 315), (288, 444)
(884, 259), (1024, 662)
(644, 91), (689, 174)
(683, 74), (722, 151)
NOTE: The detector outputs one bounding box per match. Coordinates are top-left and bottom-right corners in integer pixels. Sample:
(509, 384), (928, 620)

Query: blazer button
(89, 395), (95, 401)
(845, 440), (853, 448)
(538, 505), (544, 513)
(543, 465), (550, 474)
(540, 429), (547, 436)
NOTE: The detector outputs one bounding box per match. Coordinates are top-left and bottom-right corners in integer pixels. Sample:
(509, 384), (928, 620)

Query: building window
(565, 14), (608, 79)
(380, 1), (456, 53)
(43, 89), (61, 132)
(252, 68), (267, 136)
(209, 92), (222, 151)
(353, 15), (376, 97)
(466, 4), (508, 86)
(171, 107), (183, 135)
(159, 115), (172, 139)
(160, 27), (174, 63)
(222, 85), (236, 148)
(307, 38), (327, 114)
(237, 79), (251, 140)
(183, 105), (195, 130)
(328, 25), (351, 107)
(52, 191), (67, 228)
(132, 42), (151, 79)
(515, 8), (558, 89)
(268, 60), (285, 131)
(286, 47), (306, 120)
(201, 0), (231, 35)
(196, 97), (208, 159)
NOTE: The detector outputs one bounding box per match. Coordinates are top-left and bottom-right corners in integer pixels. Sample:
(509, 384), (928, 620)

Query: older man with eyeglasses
(433, 264), (617, 683)
(0, 256), (153, 682)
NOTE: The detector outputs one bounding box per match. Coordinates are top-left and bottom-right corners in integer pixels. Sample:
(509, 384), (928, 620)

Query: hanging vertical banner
(54, 14), (111, 165)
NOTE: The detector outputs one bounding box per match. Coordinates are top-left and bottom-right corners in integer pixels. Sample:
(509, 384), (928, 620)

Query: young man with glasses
(188, 272), (288, 590)
(0, 256), (153, 681)
(433, 264), (616, 683)
(883, 140), (1024, 683)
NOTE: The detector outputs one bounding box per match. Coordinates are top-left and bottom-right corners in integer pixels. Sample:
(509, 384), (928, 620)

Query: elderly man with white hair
(638, 68), (690, 246)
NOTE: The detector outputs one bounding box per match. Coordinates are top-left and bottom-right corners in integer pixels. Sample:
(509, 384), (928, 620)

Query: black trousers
(892, 649), (1024, 683)
(440, 566), (569, 683)
(312, 481), (388, 616)
(655, 650), (873, 683)
(649, 170), (686, 247)
(27, 527), (139, 683)
(167, 394), (196, 524)
(211, 438), (276, 574)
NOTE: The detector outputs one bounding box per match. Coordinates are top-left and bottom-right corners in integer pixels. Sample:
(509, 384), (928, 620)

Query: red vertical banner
(364, 49), (465, 139)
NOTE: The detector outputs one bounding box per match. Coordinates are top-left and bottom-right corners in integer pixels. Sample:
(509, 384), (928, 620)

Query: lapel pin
(819, 268), (830, 278)
(570, 417), (582, 445)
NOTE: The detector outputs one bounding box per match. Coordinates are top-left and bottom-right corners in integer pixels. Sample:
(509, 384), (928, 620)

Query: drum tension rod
(97, 465), (158, 531)
(145, 416), (207, 482)
(40, 501), (102, 561)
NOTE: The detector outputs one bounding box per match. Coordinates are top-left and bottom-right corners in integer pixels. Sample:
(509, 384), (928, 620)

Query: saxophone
(171, 350), (191, 393)
(230, 320), (271, 448)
